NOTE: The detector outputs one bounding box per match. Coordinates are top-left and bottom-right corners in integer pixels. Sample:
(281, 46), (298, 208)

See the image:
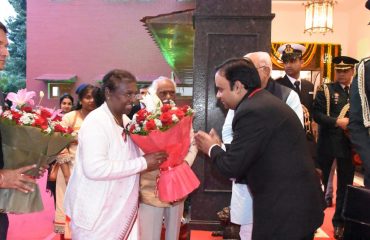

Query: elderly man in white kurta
(139, 77), (198, 240)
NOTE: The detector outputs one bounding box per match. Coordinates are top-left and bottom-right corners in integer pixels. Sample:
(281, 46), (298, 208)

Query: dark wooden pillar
(190, 0), (274, 231)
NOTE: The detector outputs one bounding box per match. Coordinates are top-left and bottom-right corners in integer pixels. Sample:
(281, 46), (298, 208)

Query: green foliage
(0, 0), (26, 93)
(0, 72), (26, 93)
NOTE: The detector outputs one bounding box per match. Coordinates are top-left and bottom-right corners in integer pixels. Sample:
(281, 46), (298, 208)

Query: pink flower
(1, 89), (72, 135)
(6, 89), (36, 109)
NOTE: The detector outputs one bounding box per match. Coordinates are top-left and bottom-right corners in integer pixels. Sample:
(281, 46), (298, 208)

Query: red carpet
(8, 173), (358, 239)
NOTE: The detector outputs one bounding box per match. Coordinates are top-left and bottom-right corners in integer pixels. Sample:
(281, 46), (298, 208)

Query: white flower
(172, 114), (179, 123)
(135, 124), (141, 132)
(3, 110), (13, 119)
(43, 127), (52, 134)
(154, 118), (162, 128)
(19, 113), (35, 125)
(141, 92), (162, 113)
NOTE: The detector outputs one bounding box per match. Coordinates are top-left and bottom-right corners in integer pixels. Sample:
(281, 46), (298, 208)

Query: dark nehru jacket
(210, 89), (325, 240)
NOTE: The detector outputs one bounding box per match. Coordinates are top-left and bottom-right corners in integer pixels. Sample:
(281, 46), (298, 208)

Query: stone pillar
(190, 0), (274, 231)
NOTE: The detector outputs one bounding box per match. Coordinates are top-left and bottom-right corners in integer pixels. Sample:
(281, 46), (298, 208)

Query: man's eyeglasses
(157, 91), (176, 97)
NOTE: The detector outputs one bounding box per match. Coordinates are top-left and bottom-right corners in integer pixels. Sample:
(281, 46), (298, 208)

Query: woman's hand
(144, 152), (168, 171)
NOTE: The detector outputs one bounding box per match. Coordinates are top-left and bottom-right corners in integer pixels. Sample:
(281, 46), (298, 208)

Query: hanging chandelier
(304, 0), (335, 34)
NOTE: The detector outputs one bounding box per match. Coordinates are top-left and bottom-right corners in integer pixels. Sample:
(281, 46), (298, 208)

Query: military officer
(275, 43), (315, 125)
(313, 56), (359, 239)
(275, 43), (318, 170)
(348, 0), (370, 191)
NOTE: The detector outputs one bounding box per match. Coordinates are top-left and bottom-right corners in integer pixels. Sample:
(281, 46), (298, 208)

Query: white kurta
(64, 103), (147, 239)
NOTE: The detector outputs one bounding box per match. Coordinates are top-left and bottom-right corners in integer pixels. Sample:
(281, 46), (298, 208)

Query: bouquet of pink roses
(129, 100), (200, 202)
(0, 89), (73, 213)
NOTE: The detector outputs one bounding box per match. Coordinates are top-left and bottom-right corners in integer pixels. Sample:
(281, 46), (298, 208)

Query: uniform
(348, 57), (370, 188)
(275, 43), (317, 165)
(313, 55), (359, 239)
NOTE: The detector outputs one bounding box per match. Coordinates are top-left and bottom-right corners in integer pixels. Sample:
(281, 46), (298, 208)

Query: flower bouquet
(129, 100), (200, 202)
(0, 89), (73, 213)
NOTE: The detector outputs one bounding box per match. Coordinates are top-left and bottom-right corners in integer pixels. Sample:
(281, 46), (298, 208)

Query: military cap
(277, 43), (306, 62)
(332, 56), (359, 70)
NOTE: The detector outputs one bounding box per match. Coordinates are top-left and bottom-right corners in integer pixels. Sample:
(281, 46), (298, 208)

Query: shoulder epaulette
(323, 84), (330, 116)
(357, 57), (370, 129)
(316, 84), (325, 92)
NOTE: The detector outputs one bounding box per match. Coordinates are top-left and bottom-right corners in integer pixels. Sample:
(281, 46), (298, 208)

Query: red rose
(136, 109), (149, 123)
(181, 105), (189, 113)
(65, 126), (73, 134)
(129, 124), (136, 133)
(54, 124), (72, 133)
(168, 109), (184, 120)
(144, 119), (156, 131)
(10, 110), (22, 122)
(34, 116), (48, 129)
(159, 112), (173, 126)
(54, 124), (65, 133)
(161, 104), (172, 113)
(21, 106), (33, 113)
(53, 115), (62, 122)
(40, 108), (52, 119)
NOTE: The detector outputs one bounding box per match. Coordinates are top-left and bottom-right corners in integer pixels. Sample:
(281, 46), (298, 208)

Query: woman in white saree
(64, 69), (167, 240)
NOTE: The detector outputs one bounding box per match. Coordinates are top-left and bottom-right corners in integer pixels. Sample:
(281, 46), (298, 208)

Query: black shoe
(334, 226), (344, 239)
(326, 198), (333, 207)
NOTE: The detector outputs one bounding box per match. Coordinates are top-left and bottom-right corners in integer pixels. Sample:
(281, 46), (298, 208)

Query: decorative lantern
(304, 0), (335, 34)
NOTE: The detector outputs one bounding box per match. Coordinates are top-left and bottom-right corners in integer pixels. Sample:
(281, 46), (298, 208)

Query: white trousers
(239, 223), (253, 240)
(139, 202), (184, 240)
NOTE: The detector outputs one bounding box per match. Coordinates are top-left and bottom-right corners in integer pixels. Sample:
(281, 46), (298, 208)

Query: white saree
(64, 103), (147, 239)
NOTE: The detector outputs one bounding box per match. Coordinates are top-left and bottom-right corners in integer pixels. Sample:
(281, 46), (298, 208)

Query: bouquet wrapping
(130, 102), (200, 202)
(0, 89), (72, 213)
(0, 124), (71, 213)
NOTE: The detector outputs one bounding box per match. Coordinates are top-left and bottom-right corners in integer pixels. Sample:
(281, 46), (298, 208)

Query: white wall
(272, 0), (370, 60)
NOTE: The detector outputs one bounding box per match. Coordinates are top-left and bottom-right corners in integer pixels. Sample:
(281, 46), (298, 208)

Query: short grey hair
(244, 52), (272, 76)
(149, 76), (177, 94)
